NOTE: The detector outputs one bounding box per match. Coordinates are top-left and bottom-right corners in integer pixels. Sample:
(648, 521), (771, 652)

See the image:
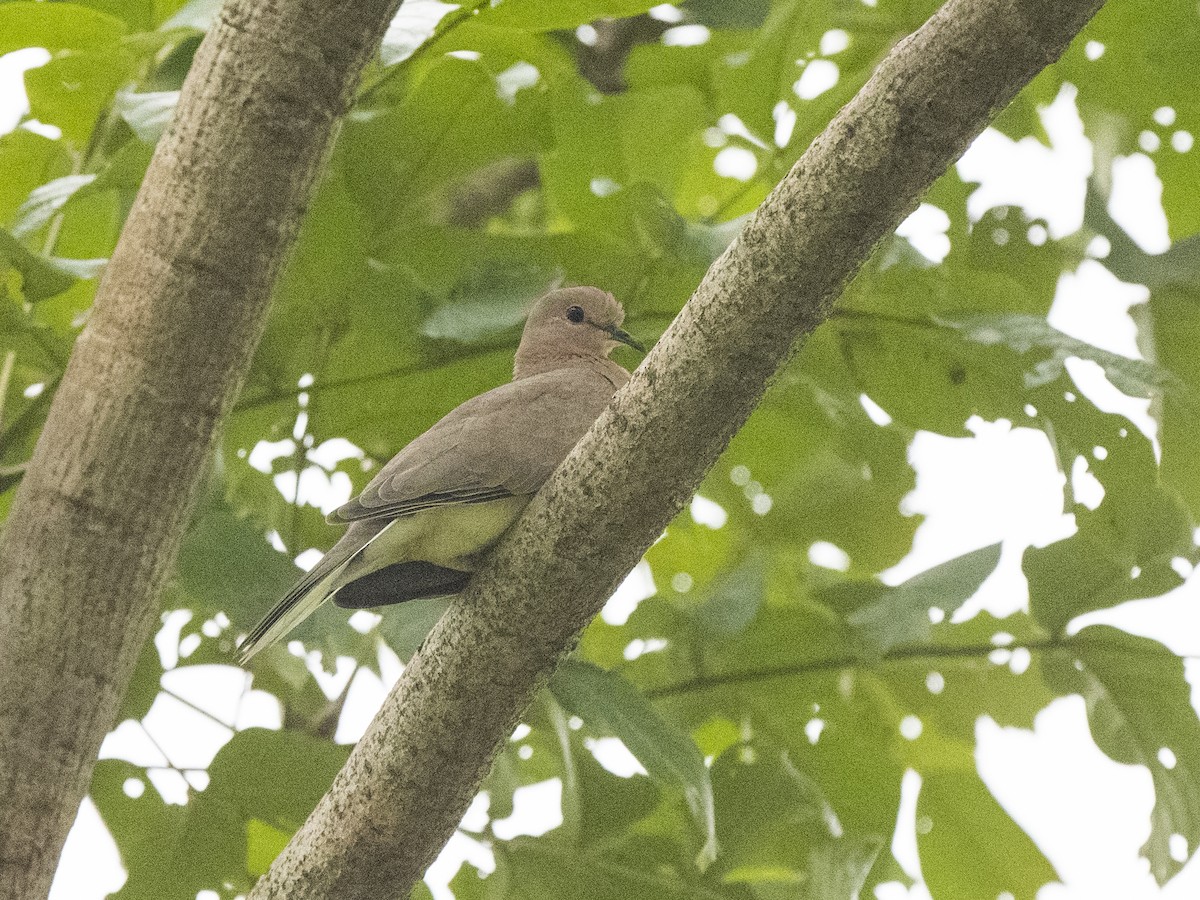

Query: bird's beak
(594, 320), (646, 353)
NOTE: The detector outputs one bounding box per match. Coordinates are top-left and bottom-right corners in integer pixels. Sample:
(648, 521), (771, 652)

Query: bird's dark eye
(566, 305), (585, 324)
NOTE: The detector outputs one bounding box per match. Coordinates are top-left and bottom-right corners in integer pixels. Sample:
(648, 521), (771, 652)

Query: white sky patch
(896, 202), (952, 262)
(794, 59), (839, 100)
(586, 737), (648, 778)
(380, 1), (457, 66)
(663, 24), (710, 47)
(307, 437), (364, 469)
(974, 702), (1184, 899)
(590, 176), (621, 197)
(249, 438), (295, 473)
(335, 666), (386, 744)
(888, 419), (1075, 621)
(424, 831), (496, 900)
(623, 637), (668, 661)
(772, 100), (796, 148)
(1109, 153), (1171, 253)
(820, 29), (850, 55)
(690, 494), (728, 529)
(808, 540), (851, 572)
(1069, 456), (1105, 511)
(859, 393), (894, 426)
(348, 610), (381, 633)
(294, 547), (324, 571)
(714, 146), (758, 181)
(496, 62), (539, 103)
(601, 560), (656, 625)
(718, 112), (769, 149)
(805, 718), (825, 744)
(958, 85), (1090, 237)
(1063, 357), (1157, 449)
(0, 48), (48, 131)
(492, 779), (563, 839)
(891, 770), (924, 880)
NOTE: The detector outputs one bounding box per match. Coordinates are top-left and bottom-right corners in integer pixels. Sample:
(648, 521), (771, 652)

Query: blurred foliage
(2, 0), (1200, 897)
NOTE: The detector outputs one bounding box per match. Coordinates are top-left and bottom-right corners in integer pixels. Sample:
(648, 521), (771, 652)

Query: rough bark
(0, 0), (402, 896)
(249, 0), (1106, 898)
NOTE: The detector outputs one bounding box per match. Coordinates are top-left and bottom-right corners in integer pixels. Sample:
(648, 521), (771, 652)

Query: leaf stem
(644, 635), (1196, 698)
(232, 343), (512, 413)
(0, 352), (15, 434)
(161, 687), (237, 732)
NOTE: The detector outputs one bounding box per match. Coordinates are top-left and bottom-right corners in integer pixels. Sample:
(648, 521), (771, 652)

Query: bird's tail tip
(234, 637), (261, 667)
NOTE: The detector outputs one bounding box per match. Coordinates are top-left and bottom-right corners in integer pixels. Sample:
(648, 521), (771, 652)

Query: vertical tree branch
(248, 1), (1105, 898)
(0, 0), (404, 895)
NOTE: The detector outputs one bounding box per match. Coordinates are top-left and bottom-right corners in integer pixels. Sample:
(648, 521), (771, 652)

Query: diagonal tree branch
(248, 0), (1107, 898)
(0, 0), (405, 896)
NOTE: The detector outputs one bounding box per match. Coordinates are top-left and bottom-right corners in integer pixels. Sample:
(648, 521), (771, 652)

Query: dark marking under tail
(332, 561), (472, 609)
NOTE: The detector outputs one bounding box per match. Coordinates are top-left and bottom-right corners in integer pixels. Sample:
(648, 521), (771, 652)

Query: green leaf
(1059, 0), (1200, 239)
(343, 54), (545, 230)
(246, 818), (291, 876)
(24, 45), (136, 144)
(492, 838), (752, 900)
(0, 227), (77, 301)
(476, 0), (662, 32)
(1054, 627), (1200, 883)
(420, 260), (560, 343)
(710, 741), (879, 893)
(11, 174), (97, 238)
(0, 2), (127, 55)
(550, 659), (718, 868)
(115, 87), (179, 142)
(91, 728), (350, 899)
(0, 129), (72, 226)
(918, 772), (1058, 900)
(802, 836), (883, 900)
(936, 311), (1189, 403)
(175, 491), (301, 630)
(836, 544), (1002, 656)
(1024, 408), (1197, 633)
(686, 0), (771, 30)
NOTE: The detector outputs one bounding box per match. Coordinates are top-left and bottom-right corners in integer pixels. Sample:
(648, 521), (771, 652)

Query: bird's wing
(328, 371), (614, 525)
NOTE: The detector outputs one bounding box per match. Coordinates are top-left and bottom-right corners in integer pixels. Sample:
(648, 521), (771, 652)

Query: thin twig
(0, 353), (15, 435)
(645, 635), (1197, 698)
(160, 687), (237, 732)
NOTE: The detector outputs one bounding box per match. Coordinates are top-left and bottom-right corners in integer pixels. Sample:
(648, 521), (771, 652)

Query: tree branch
(248, 1), (1106, 898)
(0, 0), (404, 895)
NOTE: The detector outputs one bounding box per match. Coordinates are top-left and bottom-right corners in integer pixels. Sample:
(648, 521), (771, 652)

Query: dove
(237, 286), (642, 663)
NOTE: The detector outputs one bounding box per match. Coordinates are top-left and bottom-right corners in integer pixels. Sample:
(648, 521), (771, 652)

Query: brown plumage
(237, 286), (642, 663)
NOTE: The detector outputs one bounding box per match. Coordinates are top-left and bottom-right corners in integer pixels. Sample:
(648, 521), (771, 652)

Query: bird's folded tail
(236, 515), (419, 664)
(236, 560), (347, 665)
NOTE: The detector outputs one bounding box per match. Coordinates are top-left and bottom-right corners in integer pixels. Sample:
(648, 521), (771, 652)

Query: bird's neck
(513, 353), (630, 388)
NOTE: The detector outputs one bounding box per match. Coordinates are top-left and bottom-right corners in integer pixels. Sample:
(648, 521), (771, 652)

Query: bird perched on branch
(237, 286), (643, 664)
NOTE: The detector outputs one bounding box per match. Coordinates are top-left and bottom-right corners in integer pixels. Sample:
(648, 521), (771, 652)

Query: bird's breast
(364, 495), (532, 573)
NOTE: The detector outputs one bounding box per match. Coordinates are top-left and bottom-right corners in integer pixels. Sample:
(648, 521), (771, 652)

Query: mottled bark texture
(0, 0), (402, 896)
(250, 0), (1106, 898)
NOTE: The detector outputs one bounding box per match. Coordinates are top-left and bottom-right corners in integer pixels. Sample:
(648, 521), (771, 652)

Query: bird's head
(515, 286), (644, 378)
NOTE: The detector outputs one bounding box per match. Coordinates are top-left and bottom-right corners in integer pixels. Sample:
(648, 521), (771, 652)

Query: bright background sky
(3, 12), (1199, 899)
